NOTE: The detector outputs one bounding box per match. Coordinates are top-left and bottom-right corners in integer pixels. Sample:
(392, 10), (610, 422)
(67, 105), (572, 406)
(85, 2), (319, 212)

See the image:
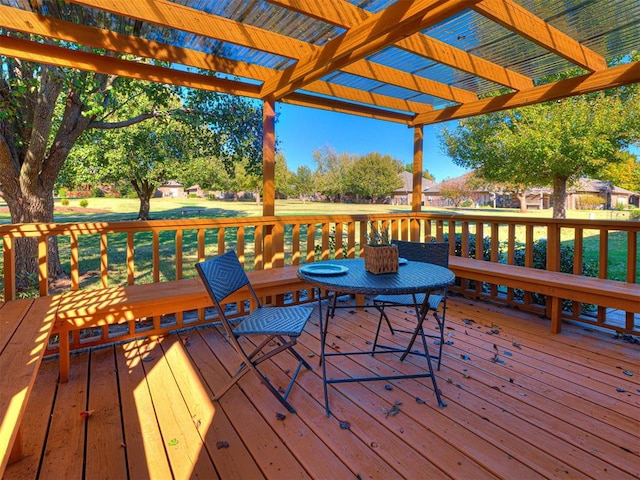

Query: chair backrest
(195, 250), (258, 307)
(392, 240), (449, 267)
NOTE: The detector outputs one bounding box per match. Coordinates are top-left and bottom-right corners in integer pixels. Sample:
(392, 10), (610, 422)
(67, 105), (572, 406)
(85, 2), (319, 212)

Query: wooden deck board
(85, 346), (127, 479)
(5, 296), (639, 479)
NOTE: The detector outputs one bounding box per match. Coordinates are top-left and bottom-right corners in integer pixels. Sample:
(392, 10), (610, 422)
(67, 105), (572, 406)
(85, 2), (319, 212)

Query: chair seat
(234, 305), (313, 336)
(373, 293), (443, 310)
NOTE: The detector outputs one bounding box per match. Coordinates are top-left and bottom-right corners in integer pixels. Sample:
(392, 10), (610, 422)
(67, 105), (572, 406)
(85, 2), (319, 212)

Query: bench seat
(449, 256), (640, 333)
(53, 265), (309, 382)
(0, 296), (58, 475)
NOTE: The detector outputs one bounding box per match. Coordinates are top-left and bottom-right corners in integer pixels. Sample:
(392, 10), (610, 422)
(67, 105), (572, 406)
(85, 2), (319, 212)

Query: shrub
(61, 198), (70, 206)
(79, 199), (89, 208)
(575, 194), (604, 210)
(630, 208), (640, 221)
(58, 188), (67, 197)
(443, 232), (494, 260)
(188, 193), (198, 198)
(460, 199), (474, 208)
(16, 271), (39, 299)
(91, 187), (105, 197)
(512, 238), (598, 311)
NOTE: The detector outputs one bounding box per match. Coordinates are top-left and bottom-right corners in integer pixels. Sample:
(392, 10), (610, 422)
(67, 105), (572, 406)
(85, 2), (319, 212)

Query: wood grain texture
(8, 296), (637, 478)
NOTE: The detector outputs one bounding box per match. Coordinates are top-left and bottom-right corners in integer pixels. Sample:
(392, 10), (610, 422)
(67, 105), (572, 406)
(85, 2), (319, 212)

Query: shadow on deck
(6, 296), (639, 479)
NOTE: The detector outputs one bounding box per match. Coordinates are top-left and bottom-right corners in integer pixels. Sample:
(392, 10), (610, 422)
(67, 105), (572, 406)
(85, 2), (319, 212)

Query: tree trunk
(551, 175), (568, 219)
(133, 179), (154, 220)
(517, 191), (528, 213)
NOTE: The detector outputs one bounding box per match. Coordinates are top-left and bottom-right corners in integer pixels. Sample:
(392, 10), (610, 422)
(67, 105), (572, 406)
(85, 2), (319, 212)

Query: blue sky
(275, 103), (469, 183)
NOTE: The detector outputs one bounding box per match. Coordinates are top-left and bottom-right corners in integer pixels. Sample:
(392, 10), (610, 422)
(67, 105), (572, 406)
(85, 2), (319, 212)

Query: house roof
(573, 178), (638, 195)
(1, 1), (638, 126)
(426, 174), (638, 195)
(395, 170), (432, 193)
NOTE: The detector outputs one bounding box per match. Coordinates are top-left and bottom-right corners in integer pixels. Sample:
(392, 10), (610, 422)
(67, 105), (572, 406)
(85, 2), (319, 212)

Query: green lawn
(1, 196), (634, 223)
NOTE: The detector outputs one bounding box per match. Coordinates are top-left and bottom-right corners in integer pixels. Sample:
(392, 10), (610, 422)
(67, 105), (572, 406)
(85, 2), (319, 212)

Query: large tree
(291, 165), (317, 201)
(345, 152), (403, 202)
(0, 33), (262, 282)
(312, 145), (353, 202)
(440, 90), (640, 218)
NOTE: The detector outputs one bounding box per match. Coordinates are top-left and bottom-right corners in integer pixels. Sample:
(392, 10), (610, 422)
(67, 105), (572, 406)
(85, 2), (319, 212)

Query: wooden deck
(5, 296), (639, 479)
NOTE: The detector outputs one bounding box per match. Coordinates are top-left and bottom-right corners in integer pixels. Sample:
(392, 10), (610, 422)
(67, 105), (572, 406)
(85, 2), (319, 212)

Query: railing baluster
(175, 229), (183, 280)
(3, 236), (15, 300)
(38, 237), (48, 296)
(100, 233), (108, 288)
(71, 231), (79, 291)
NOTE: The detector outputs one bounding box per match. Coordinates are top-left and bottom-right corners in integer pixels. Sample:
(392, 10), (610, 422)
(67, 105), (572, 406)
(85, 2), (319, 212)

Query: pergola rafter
(0, 0), (636, 124)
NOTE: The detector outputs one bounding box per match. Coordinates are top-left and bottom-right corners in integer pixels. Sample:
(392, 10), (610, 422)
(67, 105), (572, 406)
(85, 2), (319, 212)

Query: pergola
(1, 0), (639, 214)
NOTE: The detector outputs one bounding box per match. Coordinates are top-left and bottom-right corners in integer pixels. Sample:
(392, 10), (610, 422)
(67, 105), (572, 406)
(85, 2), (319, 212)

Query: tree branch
(88, 108), (192, 130)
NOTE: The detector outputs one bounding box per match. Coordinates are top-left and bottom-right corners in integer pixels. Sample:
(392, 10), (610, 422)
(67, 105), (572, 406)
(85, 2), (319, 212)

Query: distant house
(185, 185), (204, 197)
(155, 180), (184, 198)
(390, 171), (433, 206)
(424, 174), (637, 210)
(567, 178), (638, 209)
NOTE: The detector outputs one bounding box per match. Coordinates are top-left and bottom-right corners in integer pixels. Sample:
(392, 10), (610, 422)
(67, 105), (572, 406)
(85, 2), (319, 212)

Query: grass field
(1, 196), (634, 223)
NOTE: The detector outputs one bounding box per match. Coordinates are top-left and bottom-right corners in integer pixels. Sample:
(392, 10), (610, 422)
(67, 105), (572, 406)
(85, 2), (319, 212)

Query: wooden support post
(262, 99), (276, 218)
(411, 125), (423, 241)
(550, 296), (563, 334)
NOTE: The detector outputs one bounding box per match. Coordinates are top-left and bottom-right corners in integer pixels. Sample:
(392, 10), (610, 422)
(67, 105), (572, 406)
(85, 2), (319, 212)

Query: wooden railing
(1, 212), (638, 349)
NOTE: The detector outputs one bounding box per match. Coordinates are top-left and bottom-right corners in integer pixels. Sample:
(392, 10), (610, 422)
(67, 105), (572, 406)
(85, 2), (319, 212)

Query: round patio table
(298, 258), (455, 417)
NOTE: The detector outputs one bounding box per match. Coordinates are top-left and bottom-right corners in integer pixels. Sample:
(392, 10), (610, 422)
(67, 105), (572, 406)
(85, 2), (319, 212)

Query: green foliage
(61, 198), (70, 206)
(313, 146), (352, 200)
(312, 147), (403, 201)
(291, 165), (316, 199)
(275, 152), (296, 198)
(444, 233), (492, 260)
(344, 152), (404, 200)
(16, 272), (39, 299)
(511, 239), (598, 311)
(600, 151), (640, 193)
(79, 199), (89, 208)
(91, 187), (105, 197)
(440, 88), (640, 218)
(630, 209), (640, 221)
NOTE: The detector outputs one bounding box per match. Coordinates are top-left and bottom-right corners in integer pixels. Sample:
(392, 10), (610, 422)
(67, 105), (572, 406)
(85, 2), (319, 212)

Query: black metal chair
(371, 240), (449, 369)
(195, 250), (313, 413)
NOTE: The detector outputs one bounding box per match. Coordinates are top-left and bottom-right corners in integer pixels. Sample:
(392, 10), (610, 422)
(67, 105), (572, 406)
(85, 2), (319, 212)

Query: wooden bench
(53, 266), (310, 382)
(448, 256), (640, 333)
(0, 296), (58, 476)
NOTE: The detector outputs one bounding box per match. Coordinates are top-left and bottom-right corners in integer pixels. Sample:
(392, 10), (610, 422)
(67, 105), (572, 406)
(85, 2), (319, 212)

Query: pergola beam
(282, 93), (415, 124)
(67, 0), (317, 59)
(472, 0), (607, 73)
(412, 60), (640, 125)
(0, 35), (260, 97)
(267, 0), (532, 92)
(260, 0), (482, 100)
(0, 6), (428, 117)
(68, 0), (470, 106)
(0, 5), (273, 81)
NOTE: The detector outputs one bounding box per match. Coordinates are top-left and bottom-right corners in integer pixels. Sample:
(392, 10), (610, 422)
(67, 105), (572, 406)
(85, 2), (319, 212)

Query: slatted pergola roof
(1, 0), (639, 126)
